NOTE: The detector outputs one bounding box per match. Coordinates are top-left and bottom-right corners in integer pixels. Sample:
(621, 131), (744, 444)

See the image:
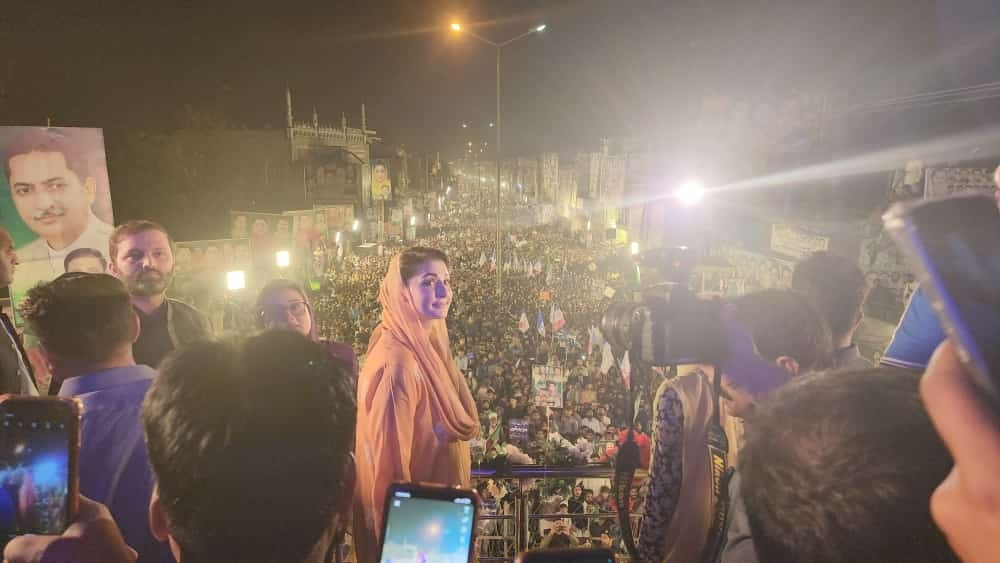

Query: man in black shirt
(108, 220), (211, 367)
(0, 227), (37, 395)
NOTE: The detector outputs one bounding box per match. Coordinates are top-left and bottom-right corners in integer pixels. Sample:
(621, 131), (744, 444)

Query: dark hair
(109, 220), (173, 263)
(740, 368), (957, 563)
(63, 247), (107, 273)
(143, 331), (356, 563)
(3, 128), (92, 184)
(399, 246), (448, 282)
(254, 278), (317, 340)
(792, 251), (869, 341)
(18, 273), (133, 364)
(733, 289), (833, 372)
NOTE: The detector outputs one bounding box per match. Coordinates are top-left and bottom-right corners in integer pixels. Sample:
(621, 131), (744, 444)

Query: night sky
(2, 0), (997, 158)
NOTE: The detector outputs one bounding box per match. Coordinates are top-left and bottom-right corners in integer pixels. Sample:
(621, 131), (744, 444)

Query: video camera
(600, 247), (727, 367)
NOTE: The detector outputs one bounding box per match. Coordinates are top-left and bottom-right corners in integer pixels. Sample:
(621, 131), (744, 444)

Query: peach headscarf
(366, 252), (480, 443)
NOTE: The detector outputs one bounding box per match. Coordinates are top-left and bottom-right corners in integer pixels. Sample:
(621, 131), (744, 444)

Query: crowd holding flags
(518, 312), (530, 334)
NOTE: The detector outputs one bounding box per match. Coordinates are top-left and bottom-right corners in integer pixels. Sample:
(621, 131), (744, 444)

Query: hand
(3, 496), (138, 563)
(921, 340), (1000, 563)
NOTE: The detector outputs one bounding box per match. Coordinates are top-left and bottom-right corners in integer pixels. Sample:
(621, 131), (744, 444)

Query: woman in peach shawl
(353, 247), (480, 562)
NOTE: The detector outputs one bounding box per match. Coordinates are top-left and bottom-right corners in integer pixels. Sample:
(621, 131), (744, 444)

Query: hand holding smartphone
(883, 193), (1000, 408)
(378, 482), (479, 563)
(0, 396), (80, 548)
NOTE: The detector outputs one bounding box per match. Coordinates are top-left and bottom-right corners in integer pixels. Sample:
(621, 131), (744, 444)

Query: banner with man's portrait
(371, 159), (392, 201)
(229, 211), (284, 270)
(1, 127), (114, 325)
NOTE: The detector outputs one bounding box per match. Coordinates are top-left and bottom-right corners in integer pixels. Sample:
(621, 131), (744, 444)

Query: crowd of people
(0, 160), (999, 563)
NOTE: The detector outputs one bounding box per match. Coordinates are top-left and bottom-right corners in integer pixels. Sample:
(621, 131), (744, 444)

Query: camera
(600, 247), (727, 367)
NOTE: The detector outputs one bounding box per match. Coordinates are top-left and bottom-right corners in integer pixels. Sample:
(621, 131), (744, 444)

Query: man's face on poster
(232, 215), (247, 237)
(276, 219), (290, 238)
(7, 150), (96, 247)
(252, 219), (269, 237)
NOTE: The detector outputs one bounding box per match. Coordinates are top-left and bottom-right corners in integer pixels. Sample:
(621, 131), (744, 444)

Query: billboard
(923, 167), (995, 199)
(302, 147), (361, 203)
(229, 211), (284, 272)
(770, 224), (830, 259)
(1, 127), (114, 325)
(313, 204), (355, 231)
(371, 159), (392, 201)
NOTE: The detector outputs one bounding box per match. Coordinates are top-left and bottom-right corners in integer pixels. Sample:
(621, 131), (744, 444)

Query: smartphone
(884, 193), (1000, 404)
(0, 395), (80, 547)
(378, 482), (479, 563)
(515, 547), (615, 563)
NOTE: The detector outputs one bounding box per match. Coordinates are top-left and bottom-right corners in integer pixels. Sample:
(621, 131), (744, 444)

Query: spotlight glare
(275, 250), (290, 268)
(630, 241), (640, 256)
(226, 270), (246, 291)
(674, 179), (706, 206)
(450, 23), (462, 31)
(536, 24), (547, 32)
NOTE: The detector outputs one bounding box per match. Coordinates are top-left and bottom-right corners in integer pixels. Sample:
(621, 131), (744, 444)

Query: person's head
(108, 220), (175, 298)
(63, 247), (107, 274)
(256, 279), (316, 340)
(276, 218), (290, 238)
(251, 219), (269, 238)
(4, 129), (97, 247)
(373, 163), (388, 183)
(740, 368), (956, 563)
(723, 289), (833, 417)
(18, 273), (137, 380)
(583, 489), (594, 503)
(144, 331), (356, 563)
(398, 246), (451, 323)
(0, 227), (18, 287)
(792, 251), (869, 347)
(573, 485), (583, 497)
(231, 215), (247, 238)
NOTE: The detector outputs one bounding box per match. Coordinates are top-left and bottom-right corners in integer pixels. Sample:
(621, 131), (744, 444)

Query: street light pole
(451, 22), (546, 302)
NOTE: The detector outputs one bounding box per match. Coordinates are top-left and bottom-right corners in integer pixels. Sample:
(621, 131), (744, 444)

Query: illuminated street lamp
(352, 219), (360, 232)
(630, 241), (640, 256)
(275, 250), (290, 269)
(409, 215), (417, 227)
(450, 20), (547, 299)
(675, 179), (706, 206)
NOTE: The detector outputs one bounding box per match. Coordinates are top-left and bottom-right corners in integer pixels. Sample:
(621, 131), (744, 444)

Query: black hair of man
(740, 368), (957, 563)
(733, 289), (834, 372)
(142, 331), (356, 563)
(19, 272), (134, 366)
(63, 247), (108, 273)
(791, 251), (869, 343)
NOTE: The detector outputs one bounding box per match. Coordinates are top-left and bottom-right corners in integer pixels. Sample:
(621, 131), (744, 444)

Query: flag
(479, 252), (487, 267)
(620, 352), (631, 389)
(490, 251), (497, 271)
(545, 263), (554, 285)
(534, 259), (543, 274)
(536, 310), (546, 337)
(518, 312), (530, 333)
(550, 304), (566, 332)
(599, 342), (613, 375)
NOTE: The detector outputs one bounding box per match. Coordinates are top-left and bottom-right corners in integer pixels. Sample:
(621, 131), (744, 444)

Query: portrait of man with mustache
(3, 128), (114, 276)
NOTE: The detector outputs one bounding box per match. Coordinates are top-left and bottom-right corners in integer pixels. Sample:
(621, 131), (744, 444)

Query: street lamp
(275, 250), (290, 269)
(450, 20), (547, 299)
(675, 179), (706, 206)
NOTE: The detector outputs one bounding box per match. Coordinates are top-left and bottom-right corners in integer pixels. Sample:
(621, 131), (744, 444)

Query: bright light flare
(674, 179), (706, 206)
(275, 250), (290, 268)
(352, 219), (360, 232)
(226, 270), (246, 291)
(536, 24), (547, 32)
(630, 242), (640, 256)
(409, 215), (417, 227)
(450, 23), (462, 31)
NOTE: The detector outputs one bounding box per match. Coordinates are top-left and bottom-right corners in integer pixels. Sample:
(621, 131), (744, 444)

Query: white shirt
(15, 211), (114, 276)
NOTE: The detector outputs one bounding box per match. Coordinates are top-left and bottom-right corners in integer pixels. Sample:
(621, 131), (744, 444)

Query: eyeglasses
(259, 300), (309, 322)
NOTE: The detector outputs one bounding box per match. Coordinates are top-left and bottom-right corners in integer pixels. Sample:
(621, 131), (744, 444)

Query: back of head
(143, 331), (356, 563)
(740, 368), (956, 563)
(733, 289), (834, 372)
(791, 251), (868, 342)
(19, 272), (134, 365)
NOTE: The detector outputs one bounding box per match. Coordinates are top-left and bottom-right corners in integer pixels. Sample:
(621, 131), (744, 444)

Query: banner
(174, 238), (251, 278)
(301, 147), (361, 203)
(769, 223), (830, 259)
(508, 418), (529, 442)
(924, 167), (995, 199)
(2, 127), (114, 325)
(371, 159), (392, 201)
(531, 365), (566, 408)
(229, 211), (285, 270)
(313, 204), (355, 231)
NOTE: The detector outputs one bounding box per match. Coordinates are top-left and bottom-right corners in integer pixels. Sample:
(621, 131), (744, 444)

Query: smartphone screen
(0, 398), (78, 545)
(885, 194), (1000, 398)
(380, 488), (477, 563)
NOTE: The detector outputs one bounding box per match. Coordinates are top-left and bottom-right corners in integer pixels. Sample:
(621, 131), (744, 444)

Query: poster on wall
(531, 365), (566, 408)
(301, 147), (361, 203)
(174, 238), (251, 278)
(1, 127), (114, 326)
(924, 167), (995, 199)
(229, 211), (285, 271)
(371, 159), (392, 201)
(313, 204), (355, 231)
(770, 224), (830, 259)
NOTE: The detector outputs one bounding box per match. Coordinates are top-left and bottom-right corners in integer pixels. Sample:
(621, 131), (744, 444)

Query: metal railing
(471, 465), (647, 562)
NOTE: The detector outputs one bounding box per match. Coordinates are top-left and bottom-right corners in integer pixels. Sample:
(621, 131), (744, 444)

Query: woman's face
(405, 259), (452, 321)
(259, 287), (312, 337)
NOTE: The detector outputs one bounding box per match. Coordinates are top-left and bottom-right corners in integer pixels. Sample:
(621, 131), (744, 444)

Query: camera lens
(600, 302), (638, 352)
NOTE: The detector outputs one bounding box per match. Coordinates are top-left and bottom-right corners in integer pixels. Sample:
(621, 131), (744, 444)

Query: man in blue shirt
(881, 287), (946, 371)
(19, 272), (171, 562)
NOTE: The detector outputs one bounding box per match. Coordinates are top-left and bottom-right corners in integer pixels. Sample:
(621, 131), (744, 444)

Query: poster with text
(531, 365), (566, 408)
(2, 127), (114, 327)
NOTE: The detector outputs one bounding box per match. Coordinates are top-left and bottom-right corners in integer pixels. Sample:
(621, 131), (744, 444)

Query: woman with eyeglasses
(352, 247), (479, 562)
(255, 279), (357, 387)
